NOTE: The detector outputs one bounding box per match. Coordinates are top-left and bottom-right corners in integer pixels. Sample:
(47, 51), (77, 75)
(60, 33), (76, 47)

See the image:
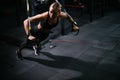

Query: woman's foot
(33, 46), (40, 55)
(16, 49), (23, 60)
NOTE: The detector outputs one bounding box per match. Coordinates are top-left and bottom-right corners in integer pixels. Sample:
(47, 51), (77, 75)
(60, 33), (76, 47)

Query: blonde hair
(50, 2), (62, 12)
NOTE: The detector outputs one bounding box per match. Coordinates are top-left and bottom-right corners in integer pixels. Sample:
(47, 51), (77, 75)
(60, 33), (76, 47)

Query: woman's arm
(23, 12), (48, 35)
(60, 12), (79, 31)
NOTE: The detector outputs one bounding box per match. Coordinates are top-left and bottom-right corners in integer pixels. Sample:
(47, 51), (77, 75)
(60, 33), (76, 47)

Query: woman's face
(49, 6), (61, 18)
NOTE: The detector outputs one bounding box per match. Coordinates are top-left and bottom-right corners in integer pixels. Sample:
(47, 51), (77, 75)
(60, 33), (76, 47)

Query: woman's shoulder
(40, 11), (49, 16)
(42, 11), (49, 20)
(59, 11), (67, 18)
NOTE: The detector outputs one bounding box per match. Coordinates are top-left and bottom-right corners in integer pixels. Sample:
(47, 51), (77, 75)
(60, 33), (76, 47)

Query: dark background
(0, 0), (120, 80)
(1, 0), (120, 29)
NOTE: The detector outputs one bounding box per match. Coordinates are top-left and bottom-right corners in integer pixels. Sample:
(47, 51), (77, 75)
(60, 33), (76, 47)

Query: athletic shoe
(16, 49), (23, 60)
(33, 46), (40, 55)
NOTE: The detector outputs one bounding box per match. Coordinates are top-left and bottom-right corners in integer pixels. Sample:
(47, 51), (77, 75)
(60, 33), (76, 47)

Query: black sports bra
(30, 12), (59, 35)
(41, 12), (59, 30)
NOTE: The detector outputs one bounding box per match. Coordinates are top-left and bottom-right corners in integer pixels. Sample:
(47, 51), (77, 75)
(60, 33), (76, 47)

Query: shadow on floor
(24, 51), (120, 80)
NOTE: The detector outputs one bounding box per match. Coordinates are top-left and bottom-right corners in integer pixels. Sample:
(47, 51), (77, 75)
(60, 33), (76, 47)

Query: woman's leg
(16, 38), (29, 60)
(32, 39), (42, 55)
(32, 34), (49, 55)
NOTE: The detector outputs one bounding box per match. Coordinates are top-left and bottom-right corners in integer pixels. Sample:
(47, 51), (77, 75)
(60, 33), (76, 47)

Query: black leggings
(18, 37), (37, 51)
(18, 34), (49, 52)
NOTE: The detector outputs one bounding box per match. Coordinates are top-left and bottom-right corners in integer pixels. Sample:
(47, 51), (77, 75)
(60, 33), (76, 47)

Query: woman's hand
(72, 25), (79, 32)
(28, 35), (36, 40)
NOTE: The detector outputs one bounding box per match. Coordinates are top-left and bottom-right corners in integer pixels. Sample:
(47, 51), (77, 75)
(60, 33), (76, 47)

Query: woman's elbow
(23, 19), (28, 25)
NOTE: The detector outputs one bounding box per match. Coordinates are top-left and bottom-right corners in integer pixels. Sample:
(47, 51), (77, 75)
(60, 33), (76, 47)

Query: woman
(16, 2), (79, 60)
